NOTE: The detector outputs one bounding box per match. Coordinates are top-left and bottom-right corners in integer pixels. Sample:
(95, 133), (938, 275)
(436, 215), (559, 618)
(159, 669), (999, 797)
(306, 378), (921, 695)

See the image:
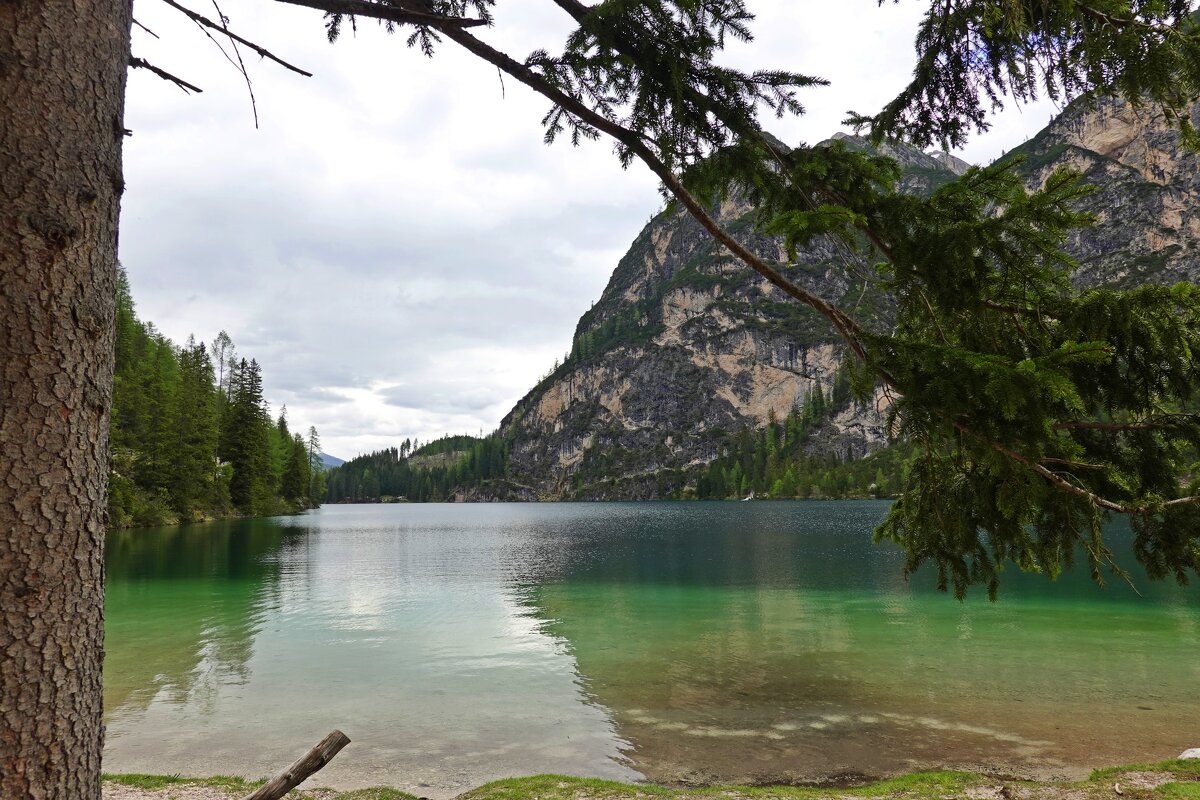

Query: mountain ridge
(488, 95), (1200, 500)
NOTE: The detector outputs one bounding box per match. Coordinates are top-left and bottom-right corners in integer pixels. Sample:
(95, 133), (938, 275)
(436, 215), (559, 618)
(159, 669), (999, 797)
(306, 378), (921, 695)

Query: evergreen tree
(282, 432), (311, 502)
(306, 426), (323, 501)
(168, 337), (220, 517)
(223, 359), (272, 513)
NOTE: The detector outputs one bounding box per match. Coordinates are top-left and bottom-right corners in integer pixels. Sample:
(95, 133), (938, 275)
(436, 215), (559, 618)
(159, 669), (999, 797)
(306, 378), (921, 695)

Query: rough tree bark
(0, 2), (133, 799)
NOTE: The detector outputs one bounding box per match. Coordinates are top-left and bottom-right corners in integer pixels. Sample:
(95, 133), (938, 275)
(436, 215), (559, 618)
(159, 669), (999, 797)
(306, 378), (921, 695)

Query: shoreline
(102, 760), (1200, 800)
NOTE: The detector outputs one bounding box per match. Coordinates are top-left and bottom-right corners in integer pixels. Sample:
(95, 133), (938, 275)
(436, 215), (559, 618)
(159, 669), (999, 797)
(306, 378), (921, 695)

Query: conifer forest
(109, 268), (324, 527)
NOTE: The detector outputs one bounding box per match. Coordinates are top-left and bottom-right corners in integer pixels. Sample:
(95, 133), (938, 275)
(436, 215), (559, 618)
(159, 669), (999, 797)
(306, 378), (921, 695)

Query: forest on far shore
(110, 268), (324, 528)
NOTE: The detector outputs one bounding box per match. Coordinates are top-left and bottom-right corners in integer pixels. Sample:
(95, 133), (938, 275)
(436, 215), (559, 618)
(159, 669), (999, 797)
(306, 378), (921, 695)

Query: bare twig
(1039, 457), (1106, 470)
(132, 18), (161, 38)
(129, 56), (203, 93)
(158, 0), (314, 77)
(210, 0), (259, 127)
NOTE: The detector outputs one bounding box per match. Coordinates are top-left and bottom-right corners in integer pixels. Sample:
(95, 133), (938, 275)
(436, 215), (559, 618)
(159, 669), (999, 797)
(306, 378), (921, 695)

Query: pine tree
(168, 337), (219, 518)
(282, 432), (311, 502)
(223, 359), (272, 513)
(306, 426), (324, 502)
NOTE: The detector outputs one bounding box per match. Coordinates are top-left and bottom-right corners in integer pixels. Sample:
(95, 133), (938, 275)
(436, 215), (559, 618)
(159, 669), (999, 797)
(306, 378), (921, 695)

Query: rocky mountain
(495, 96), (1199, 500)
(1007, 95), (1200, 288)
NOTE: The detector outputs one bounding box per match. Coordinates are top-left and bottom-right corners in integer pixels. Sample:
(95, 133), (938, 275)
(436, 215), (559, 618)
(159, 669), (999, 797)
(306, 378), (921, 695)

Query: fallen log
(241, 729), (351, 800)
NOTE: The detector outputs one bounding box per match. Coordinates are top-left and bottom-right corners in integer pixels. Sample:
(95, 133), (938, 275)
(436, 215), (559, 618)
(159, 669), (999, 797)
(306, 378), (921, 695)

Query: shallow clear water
(103, 502), (1200, 795)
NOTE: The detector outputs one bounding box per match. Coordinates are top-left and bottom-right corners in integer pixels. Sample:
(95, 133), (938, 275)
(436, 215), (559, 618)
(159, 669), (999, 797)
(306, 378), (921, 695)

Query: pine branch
(1076, 3), (1191, 41)
(1053, 414), (1199, 431)
(958, 422), (1200, 514)
(273, 0), (869, 361)
(129, 56), (203, 93)
(158, 0), (314, 77)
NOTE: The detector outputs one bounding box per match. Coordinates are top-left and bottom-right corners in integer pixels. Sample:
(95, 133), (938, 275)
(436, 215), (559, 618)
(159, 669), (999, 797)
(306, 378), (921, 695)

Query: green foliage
(850, 1), (1200, 150)
(282, 432), (313, 503)
(109, 267), (320, 526)
(330, 790), (422, 800)
(1158, 784), (1200, 800)
(527, 1), (822, 167)
(413, 434), (485, 457)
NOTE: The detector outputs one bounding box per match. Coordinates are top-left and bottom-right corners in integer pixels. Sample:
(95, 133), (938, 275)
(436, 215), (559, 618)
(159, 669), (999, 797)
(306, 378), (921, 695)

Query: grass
(102, 772), (262, 791)
(1157, 785), (1200, 800)
(1090, 761), (1200, 782)
(101, 761), (1199, 800)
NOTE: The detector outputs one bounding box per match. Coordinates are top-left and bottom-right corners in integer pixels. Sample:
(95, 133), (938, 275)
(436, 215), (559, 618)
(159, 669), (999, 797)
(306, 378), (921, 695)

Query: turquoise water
(102, 502), (1200, 795)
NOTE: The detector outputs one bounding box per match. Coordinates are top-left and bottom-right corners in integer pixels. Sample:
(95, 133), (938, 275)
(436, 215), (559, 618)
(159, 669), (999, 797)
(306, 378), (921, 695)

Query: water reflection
(103, 508), (638, 796)
(497, 502), (1199, 783)
(104, 521), (292, 720)
(103, 503), (1200, 794)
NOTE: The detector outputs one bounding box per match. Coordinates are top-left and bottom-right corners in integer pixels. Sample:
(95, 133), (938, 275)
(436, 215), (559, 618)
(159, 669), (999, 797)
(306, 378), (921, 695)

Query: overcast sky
(121, 0), (1061, 459)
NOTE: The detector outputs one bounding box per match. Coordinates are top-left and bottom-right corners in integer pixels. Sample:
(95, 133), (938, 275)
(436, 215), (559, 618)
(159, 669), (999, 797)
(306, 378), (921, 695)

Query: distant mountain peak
(926, 150), (972, 175)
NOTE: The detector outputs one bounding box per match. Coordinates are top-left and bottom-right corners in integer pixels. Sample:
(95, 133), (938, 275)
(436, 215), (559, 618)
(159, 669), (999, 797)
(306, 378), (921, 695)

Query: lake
(103, 502), (1200, 795)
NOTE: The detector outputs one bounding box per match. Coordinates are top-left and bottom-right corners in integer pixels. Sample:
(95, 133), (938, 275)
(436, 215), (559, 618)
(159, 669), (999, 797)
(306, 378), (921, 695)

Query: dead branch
(957, 422), (1200, 513)
(133, 18), (161, 38)
(129, 56), (203, 93)
(159, 0), (314, 77)
(240, 730), (351, 800)
(204, 0), (260, 127)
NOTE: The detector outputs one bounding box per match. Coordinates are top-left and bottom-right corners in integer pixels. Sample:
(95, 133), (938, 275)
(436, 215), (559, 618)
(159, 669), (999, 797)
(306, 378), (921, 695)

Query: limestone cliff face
(1010, 95), (1200, 287)
(499, 99), (1199, 498)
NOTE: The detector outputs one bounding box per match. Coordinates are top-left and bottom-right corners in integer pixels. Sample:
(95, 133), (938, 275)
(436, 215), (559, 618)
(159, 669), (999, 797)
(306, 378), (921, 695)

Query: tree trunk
(0, 2), (132, 799)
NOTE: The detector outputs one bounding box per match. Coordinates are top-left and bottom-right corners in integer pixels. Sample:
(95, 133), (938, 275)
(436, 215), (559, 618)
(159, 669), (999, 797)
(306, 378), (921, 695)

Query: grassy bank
(103, 760), (1200, 800)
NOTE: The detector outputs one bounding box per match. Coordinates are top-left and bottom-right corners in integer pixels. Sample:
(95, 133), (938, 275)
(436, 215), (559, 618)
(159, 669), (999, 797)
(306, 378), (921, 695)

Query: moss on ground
(102, 761), (1199, 800)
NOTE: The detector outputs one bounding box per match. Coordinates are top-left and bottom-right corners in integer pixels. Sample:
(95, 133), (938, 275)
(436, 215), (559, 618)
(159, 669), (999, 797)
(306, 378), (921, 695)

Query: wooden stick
(241, 730), (351, 800)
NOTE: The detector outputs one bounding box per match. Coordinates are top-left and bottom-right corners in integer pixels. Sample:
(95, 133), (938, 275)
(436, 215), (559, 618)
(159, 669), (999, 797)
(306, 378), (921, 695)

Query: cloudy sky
(121, 0), (1060, 459)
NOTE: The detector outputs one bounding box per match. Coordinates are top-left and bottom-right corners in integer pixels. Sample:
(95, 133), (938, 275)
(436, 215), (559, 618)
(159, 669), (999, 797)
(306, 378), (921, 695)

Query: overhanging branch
(273, 0), (869, 359)
(436, 26), (872, 362)
(957, 422), (1200, 514)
